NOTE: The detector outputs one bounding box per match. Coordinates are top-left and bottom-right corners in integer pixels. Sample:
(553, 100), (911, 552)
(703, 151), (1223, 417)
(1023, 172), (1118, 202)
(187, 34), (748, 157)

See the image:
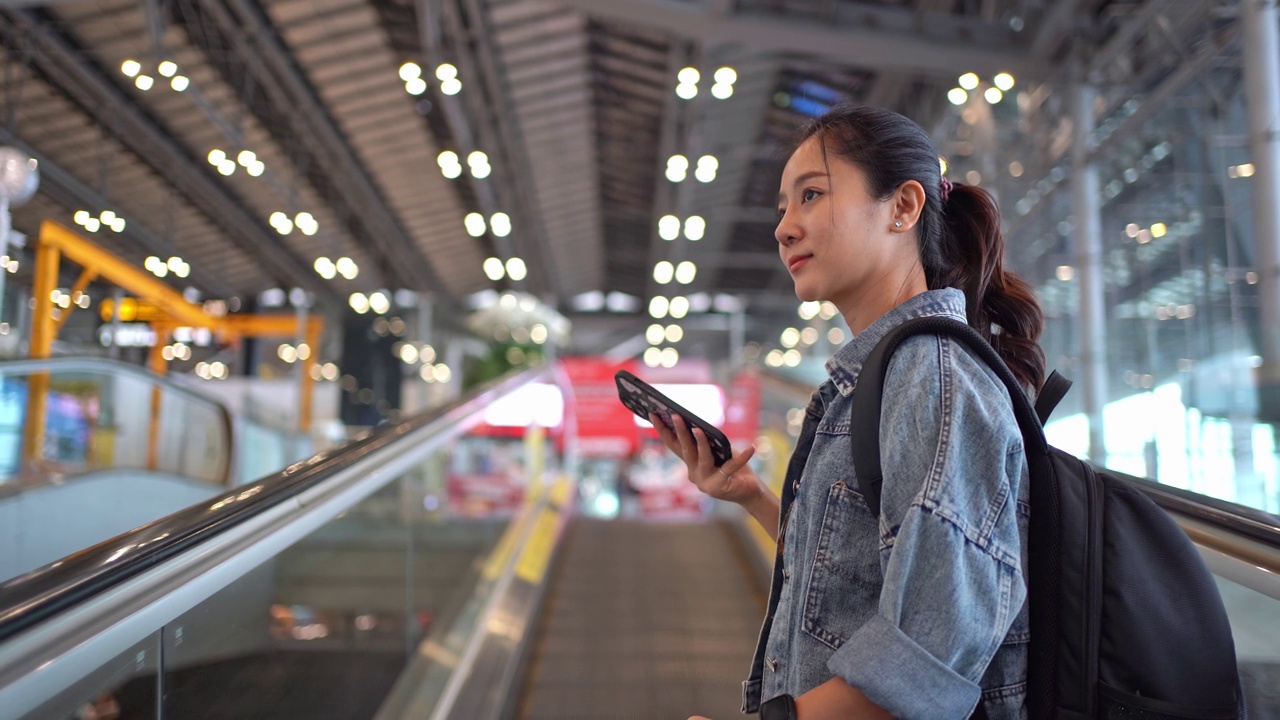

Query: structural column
(1243, 0), (1280, 422)
(1071, 78), (1109, 462)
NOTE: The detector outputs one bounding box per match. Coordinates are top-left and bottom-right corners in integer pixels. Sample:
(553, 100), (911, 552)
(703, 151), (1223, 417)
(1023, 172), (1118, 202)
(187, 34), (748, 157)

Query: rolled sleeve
(828, 614), (980, 717)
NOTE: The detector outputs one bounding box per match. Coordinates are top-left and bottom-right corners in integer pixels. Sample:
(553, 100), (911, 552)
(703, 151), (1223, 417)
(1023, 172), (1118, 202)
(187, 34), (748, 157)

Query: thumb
(721, 444), (756, 475)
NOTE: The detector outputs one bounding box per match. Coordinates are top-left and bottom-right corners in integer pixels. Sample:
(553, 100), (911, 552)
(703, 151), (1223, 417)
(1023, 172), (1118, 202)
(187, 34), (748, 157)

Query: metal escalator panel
(517, 518), (767, 720)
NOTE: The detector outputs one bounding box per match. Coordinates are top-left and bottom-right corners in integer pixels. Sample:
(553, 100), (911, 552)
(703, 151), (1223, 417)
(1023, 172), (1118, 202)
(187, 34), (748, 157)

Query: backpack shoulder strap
(850, 316), (1049, 516)
(1034, 370), (1072, 425)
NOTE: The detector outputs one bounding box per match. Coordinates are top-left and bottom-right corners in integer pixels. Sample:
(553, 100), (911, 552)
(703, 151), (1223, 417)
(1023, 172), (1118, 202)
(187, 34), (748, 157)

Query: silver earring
(894, 221), (903, 228)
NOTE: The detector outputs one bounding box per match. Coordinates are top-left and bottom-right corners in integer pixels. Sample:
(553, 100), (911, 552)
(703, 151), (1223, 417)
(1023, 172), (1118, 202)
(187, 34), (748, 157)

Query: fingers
(649, 413), (679, 454)
(671, 414), (697, 459)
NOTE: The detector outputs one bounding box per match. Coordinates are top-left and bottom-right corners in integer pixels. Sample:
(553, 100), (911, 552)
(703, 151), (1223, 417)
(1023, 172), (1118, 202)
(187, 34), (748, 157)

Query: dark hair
(795, 104), (1046, 393)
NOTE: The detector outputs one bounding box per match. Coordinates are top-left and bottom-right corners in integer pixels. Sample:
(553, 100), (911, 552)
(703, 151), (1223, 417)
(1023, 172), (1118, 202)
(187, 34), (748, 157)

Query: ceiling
(0, 0), (1230, 360)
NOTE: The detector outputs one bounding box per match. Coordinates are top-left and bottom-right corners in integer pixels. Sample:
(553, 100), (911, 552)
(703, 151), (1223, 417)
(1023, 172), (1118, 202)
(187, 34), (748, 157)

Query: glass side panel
(1219, 576), (1280, 715)
(156, 439), (517, 718)
(19, 633), (159, 720)
(0, 363), (231, 487)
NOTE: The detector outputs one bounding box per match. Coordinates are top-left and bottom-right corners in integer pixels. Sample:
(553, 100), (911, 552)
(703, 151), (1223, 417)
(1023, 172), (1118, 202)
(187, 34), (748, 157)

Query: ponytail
(935, 183), (1046, 392)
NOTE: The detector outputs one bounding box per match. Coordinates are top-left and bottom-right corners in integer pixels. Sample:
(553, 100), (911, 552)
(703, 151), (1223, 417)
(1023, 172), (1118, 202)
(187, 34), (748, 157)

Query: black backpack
(850, 316), (1244, 719)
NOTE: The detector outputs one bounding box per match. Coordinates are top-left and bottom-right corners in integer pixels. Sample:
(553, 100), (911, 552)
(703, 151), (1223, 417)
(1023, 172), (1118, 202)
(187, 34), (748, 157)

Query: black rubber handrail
(0, 365), (550, 643)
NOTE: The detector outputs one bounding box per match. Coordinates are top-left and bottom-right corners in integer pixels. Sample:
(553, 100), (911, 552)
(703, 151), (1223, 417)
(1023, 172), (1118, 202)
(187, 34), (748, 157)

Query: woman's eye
(802, 189), (820, 202)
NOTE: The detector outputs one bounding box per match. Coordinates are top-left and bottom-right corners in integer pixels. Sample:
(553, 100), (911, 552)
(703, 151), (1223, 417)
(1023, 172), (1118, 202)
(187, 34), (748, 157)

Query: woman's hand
(650, 413), (758, 505)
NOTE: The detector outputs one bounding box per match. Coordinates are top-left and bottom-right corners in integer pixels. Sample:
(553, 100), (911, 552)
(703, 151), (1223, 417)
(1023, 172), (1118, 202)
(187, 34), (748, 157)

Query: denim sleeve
(827, 336), (1026, 718)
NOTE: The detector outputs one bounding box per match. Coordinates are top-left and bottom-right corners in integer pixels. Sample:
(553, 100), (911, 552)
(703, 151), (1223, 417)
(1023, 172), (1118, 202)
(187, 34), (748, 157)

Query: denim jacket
(742, 288), (1030, 718)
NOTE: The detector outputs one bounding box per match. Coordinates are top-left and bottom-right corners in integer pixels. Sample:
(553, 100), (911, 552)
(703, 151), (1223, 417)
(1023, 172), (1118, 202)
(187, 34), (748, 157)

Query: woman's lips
(788, 254), (812, 272)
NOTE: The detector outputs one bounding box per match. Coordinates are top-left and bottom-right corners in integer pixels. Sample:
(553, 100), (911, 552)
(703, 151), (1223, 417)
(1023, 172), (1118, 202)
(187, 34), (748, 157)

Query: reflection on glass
(20, 634), (158, 720)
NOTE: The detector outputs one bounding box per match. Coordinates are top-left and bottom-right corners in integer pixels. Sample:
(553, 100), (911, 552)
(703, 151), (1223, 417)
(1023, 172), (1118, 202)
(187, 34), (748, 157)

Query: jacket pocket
(801, 480), (881, 651)
(1098, 682), (1237, 719)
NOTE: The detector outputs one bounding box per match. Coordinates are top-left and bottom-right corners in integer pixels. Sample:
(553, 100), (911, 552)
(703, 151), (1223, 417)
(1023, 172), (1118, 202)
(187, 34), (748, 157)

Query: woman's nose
(775, 210), (799, 246)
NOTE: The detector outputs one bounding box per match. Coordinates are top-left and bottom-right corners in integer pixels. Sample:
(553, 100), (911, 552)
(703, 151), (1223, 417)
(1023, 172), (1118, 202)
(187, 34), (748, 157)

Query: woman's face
(775, 135), (918, 328)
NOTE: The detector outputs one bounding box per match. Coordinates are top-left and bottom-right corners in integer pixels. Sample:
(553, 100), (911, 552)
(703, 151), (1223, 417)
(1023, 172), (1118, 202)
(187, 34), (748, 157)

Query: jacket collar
(824, 288), (968, 398)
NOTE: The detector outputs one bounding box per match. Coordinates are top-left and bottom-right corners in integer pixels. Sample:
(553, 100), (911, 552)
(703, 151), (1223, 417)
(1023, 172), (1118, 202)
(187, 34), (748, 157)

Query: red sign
(723, 368), (762, 447)
(559, 356), (640, 457)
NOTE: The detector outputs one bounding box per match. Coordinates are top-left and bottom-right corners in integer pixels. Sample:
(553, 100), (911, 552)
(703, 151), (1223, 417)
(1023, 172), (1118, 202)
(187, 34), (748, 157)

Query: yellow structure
(24, 220), (325, 468)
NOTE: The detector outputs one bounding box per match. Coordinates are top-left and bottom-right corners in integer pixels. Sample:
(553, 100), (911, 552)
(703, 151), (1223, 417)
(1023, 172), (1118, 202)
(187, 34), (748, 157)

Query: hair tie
(940, 177), (954, 202)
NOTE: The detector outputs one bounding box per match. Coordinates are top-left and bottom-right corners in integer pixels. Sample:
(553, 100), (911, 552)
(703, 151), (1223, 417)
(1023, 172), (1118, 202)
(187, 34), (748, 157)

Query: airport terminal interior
(0, 0), (1278, 717)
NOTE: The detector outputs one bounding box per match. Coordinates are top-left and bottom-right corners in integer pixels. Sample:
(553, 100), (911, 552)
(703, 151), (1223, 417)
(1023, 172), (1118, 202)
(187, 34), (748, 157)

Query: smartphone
(614, 369), (733, 467)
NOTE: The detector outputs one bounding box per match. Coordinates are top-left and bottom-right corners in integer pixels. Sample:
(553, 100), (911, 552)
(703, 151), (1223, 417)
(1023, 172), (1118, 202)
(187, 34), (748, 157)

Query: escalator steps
(517, 518), (765, 720)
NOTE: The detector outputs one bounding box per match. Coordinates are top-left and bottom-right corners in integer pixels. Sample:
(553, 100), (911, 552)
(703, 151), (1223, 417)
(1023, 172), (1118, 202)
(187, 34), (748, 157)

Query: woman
(652, 105), (1044, 719)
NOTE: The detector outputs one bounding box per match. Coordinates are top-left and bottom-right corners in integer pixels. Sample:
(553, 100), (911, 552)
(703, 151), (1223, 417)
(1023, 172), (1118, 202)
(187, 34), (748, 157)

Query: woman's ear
(890, 180), (926, 232)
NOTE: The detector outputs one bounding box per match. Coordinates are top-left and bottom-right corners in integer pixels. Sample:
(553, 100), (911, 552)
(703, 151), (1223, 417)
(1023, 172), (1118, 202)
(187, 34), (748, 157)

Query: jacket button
(767, 657), (779, 672)
(782, 568), (791, 581)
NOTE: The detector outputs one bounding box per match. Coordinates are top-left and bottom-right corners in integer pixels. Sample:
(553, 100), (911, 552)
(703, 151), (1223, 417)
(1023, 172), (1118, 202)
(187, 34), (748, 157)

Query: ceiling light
(713, 67), (737, 85)
(666, 166), (687, 182)
(1150, 222), (1168, 238)
(158, 61), (177, 78)
(668, 155), (689, 170)
(490, 212), (511, 237)
(121, 59), (141, 77)
(677, 67), (700, 84)
(644, 347), (662, 367)
(469, 161), (489, 178)
(438, 151), (459, 167)
(208, 149), (226, 166)
(993, 72), (1015, 91)
(314, 257), (336, 279)
(675, 261), (696, 284)
(433, 364), (451, 383)
(218, 159), (235, 176)
(135, 75), (154, 91)
(984, 87), (1003, 104)
(669, 296), (689, 318)
(1125, 223), (1141, 238)
(711, 83), (733, 99)
(295, 212), (318, 236)
(683, 215), (705, 241)
(649, 296), (669, 318)
(646, 324), (665, 345)
(798, 302), (820, 320)
(336, 257), (358, 279)
(958, 73), (980, 90)
(505, 257), (527, 281)
(399, 62), (422, 81)
(405, 77), (427, 96)
(110, 218), (126, 233)
(436, 63), (458, 81)
(170, 76), (189, 92)
(675, 83), (697, 100)
(441, 164), (462, 179)
(828, 327), (845, 344)
(349, 293), (369, 314)
(167, 257), (184, 272)
(1056, 265), (1075, 281)
(653, 260), (674, 284)
(440, 78), (461, 95)
(781, 327), (800, 348)
(697, 155), (718, 170)
(665, 324), (683, 343)
(84, 218), (101, 233)
(783, 349), (801, 367)
(73, 210), (89, 225)
(467, 151), (488, 167)
(237, 150), (257, 167)
(694, 165), (716, 183)
(660, 347), (679, 368)
(247, 160), (264, 177)
(658, 215), (680, 241)
(483, 257), (505, 280)
(369, 291), (391, 314)
(947, 88), (968, 106)
(464, 212), (486, 237)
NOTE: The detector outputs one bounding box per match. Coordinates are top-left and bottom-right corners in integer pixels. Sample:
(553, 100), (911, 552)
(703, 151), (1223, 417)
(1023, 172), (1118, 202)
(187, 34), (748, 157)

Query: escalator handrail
(0, 364), (552, 643)
(0, 356), (236, 487)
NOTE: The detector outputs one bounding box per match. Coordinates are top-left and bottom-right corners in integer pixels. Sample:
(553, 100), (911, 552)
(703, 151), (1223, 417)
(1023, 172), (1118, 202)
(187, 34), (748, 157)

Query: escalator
(0, 361), (1278, 719)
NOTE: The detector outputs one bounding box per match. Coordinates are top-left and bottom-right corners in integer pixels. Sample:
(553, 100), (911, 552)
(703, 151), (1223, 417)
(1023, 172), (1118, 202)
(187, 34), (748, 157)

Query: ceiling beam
(203, 0), (443, 294)
(0, 129), (236, 298)
(0, 9), (341, 307)
(557, 0), (1051, 80)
